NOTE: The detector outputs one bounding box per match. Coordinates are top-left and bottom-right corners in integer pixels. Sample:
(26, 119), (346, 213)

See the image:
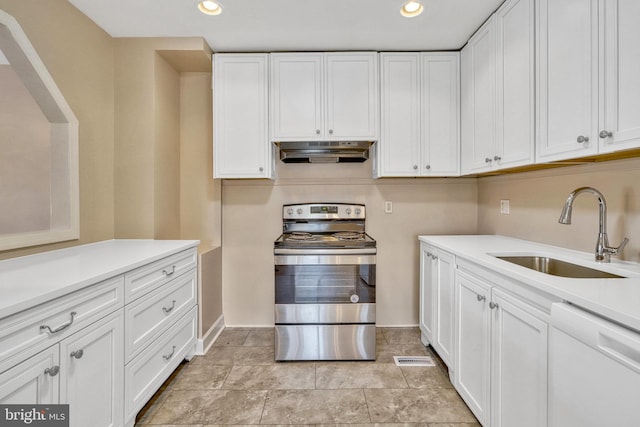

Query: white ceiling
(66, 0), (503, 52)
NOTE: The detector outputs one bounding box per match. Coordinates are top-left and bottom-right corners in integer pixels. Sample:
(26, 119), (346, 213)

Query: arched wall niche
(0, 9), (79, 251)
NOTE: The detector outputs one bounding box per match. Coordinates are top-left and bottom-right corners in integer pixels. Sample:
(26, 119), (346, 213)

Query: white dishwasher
(549, 303), (640, 427)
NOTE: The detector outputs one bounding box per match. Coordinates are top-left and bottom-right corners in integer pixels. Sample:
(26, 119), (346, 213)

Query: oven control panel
(283, 203), (365, 219)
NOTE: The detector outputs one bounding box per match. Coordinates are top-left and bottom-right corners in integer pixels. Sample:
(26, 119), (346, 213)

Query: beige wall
(477, 157), (640, 263)
(222, 162), (478, 326)
(0, 0), (115, 260)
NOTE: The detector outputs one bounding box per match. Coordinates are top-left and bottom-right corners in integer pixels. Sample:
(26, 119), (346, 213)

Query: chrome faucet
(558, 187), (629, 262)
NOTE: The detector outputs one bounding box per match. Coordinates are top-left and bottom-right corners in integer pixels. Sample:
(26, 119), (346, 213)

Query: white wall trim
(195, 314), (224, 355)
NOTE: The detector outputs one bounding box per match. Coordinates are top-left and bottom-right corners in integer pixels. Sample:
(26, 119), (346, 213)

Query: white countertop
(419, 235), (640, 332)
(0, 239), (199, 319)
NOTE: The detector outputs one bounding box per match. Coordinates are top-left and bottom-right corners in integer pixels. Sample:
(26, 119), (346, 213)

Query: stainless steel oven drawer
(275, 324), (375, 361)
(275, 303), (375, 324)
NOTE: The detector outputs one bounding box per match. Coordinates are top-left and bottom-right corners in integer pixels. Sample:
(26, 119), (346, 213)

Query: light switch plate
(500, 199), (510, 214)
(385, 201), (393, 214)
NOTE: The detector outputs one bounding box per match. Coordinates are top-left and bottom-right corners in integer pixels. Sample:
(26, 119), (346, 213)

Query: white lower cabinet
(454, 269), (548, 427)
(0, 345), (59, 404)
(0, 242), (199, 427)
(60, 310), (124, 427)
(419, 243), (455, 368)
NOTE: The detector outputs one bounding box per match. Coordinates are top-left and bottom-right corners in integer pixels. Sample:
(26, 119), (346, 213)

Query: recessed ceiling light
(198, 0), (222, 16)
(400, 0), (424, 18)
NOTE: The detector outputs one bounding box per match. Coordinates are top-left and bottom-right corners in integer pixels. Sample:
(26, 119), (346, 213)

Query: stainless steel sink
(495, 256), (626, 279)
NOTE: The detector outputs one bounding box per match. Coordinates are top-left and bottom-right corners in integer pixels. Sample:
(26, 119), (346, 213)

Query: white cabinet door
(495, 0), (535, 168)
(421, 53), (460, 176)
(0, 345), (59, 404)
(60, 310), (124, 427)
(599, 0), (640, 153)
(461, 18), (497, 174)
(419, 243), (435, 345)
(455, 271), (491, 425)
(491, 289), (548, 427)
(433, 248), (455, 367)
(213, 54), (271, 178)
(325, 52), (378, 141)
(378, 53), (421, 176)
(536, 0), (599, 162)
(270, 53), (324, 140)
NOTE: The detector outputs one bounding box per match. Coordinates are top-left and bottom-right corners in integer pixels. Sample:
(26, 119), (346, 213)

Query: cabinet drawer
(125, 269), (197, 361)
(124, 249), (197, 303)
(124, 307), (197, 421)
(0, 276), (124, 374)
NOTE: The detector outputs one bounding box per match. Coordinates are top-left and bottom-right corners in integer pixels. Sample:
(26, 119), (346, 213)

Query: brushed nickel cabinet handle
(70, 349), (84, 359)
(162, 266), (176, 276)
(163, 345), (176, 361)
(40, 312), (77, 335)
(162, 300), (177, 314)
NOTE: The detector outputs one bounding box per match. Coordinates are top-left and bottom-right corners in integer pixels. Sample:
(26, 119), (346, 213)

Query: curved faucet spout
(558, 187), (628, 262)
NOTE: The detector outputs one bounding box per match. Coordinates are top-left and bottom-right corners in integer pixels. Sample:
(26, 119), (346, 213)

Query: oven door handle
(274, 248), (377, 256)
(275, 254), (376, 265)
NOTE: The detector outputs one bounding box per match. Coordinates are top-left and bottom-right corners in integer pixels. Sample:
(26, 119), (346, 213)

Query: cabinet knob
(493, 155), (501, 161)
(576, 135), (589, 143)
(476, 294), (486, 302)
(70, 349), (84, 359)
(425, 165), (431, 170)
(413, 165), (418, 170)
(329, 129), (334, 135)
(316, 129), (321, 135)
(485, 157), (493, 163)
(489, 301), (499, 310)
(44, 366), (60, 377)
(259, 167), (264, 172)
(599, 130), (613, 139)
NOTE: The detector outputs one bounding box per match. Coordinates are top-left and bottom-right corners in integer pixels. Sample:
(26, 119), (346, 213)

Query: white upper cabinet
(270, 52), (379, 142)
(378, 53), (421, 176)
(325, 53), (379, 140)
(213, 54), (272, 179)
(461, 0), (534, 174)
(421, 53), (461, 176)
(536, 0), (599, 162)
(377, 52), (460, 177)
(599, 0), (640, 153)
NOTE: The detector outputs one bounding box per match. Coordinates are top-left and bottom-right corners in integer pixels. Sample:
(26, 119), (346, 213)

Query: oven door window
(275, 264), (375, 304)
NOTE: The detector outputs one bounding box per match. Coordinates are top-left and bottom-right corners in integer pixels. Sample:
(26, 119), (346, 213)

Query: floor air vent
(393, 355), (435, 367)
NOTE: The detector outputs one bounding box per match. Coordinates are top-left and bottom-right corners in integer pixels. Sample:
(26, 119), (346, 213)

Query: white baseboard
(195, 314), (224, 355)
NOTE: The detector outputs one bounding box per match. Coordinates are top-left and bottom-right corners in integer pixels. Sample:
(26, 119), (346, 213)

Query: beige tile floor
(135, 327), (480, 427)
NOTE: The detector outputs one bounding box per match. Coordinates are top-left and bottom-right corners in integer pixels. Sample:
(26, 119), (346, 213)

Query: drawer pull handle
(163, 345), (176, 361)
(477, 294), (486, 302)
(70, 349), (84, 359)
(40, 311), (77, 335)
(162, 266), (177, 276)
(44, 366), (60, 377)
(162, 300), (177, 314)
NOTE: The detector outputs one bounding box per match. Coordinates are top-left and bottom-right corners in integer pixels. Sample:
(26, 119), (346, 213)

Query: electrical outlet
(384, 201), (393, 214)
(500, 199), (510, 214)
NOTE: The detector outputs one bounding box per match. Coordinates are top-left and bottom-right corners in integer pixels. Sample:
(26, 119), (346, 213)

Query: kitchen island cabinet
(0, 239), (199, 427)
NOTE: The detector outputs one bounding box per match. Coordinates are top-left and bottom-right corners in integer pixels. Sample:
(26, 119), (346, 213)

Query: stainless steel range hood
(274, 141), (374, 163)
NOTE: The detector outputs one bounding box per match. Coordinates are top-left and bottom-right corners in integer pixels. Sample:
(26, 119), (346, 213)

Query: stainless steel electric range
(273, 203), (376, 361)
